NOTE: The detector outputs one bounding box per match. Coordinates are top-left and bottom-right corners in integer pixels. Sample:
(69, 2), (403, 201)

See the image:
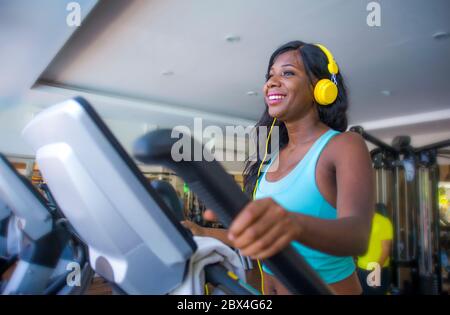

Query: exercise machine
(22, 97), (260, 295)
(0, 199), (17, 276)
(132, 134), (332, 294)
(0, 153), (93, 294)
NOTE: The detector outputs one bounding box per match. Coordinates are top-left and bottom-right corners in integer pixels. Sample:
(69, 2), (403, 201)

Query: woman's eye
(266, 71), (293, 80)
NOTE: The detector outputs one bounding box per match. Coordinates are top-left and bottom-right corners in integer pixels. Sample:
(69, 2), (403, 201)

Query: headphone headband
(315, 44), (339, 75)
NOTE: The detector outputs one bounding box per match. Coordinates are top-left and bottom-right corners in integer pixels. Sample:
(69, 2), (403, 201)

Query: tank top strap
(256, 129), (340, 192)
(306, 129), (341, 166)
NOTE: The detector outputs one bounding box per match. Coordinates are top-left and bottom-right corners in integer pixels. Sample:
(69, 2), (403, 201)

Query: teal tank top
(255, 129), (355, 284)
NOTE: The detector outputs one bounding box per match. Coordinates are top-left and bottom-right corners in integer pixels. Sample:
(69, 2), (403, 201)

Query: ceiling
(0, 0), (98, 108)
(39, 0), (450, 123)
(1, 0), (450, 156)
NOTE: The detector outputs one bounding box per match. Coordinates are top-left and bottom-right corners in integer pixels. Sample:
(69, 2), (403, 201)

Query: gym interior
(0, 0), (449, 297)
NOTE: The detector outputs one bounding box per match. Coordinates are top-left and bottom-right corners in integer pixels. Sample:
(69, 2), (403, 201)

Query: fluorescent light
(432, 31), (450, 40)
(225, 35), (241, 43)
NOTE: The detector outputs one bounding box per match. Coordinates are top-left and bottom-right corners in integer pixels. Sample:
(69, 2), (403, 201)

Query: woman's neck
(283, 110), (328, 148)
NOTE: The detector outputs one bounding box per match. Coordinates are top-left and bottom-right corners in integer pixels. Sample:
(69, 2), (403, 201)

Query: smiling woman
(234, 41), (374, 295)
(250, 41), (349, 163)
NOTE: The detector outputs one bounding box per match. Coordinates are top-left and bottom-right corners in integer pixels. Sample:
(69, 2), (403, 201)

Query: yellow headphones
(313, 44), (339, 106)
(252, 118), (277, 201)
(251, 117), (277, 295)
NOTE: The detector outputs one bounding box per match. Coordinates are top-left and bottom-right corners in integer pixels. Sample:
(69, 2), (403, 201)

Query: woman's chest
(265, 148), (308, 182)
(265, 147), (337, 209)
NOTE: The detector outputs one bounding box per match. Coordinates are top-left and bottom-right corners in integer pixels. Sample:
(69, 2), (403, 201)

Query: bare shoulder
(331, 131), (368, 149)
(325, 131), (370, 162)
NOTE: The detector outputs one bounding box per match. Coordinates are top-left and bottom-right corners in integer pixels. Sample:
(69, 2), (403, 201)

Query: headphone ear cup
(314, 79), (338, 105)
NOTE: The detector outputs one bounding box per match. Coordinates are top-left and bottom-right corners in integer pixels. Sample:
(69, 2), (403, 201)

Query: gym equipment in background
(133, 130), (332, 295)
(351, 126), (450, 295)
(0, 154), (93, 294)
(22, 97), (257, 295)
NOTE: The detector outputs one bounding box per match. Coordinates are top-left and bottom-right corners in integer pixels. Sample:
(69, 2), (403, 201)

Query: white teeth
(268, 95), (285, 100)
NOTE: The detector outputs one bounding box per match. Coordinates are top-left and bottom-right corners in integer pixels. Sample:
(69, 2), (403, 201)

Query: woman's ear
(308, 80), (316, 100)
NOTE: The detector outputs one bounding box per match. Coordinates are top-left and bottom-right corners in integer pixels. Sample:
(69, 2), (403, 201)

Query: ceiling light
(432, 31), (450, 40)
(381, 90), (391, 96)
(246, 91), (258, 96)
(225, 35), (241, 43)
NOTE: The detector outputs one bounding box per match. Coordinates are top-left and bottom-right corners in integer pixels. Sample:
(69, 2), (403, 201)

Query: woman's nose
(266, 75), (281, 89)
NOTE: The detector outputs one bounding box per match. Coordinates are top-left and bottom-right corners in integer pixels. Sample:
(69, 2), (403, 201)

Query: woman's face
(263, 50), (316, 122)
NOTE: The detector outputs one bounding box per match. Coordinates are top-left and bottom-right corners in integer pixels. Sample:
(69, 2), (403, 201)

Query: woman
(184, 41), (373, 295)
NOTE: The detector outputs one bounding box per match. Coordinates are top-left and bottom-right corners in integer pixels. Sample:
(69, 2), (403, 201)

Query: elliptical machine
(0, 154), (93, 294)
(22, 97), (331, 295)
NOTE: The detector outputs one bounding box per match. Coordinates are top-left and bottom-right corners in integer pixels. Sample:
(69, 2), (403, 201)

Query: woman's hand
(181, 220), (205, 236)
(227, 198), (302, 259)
(203, 209), (218, 222)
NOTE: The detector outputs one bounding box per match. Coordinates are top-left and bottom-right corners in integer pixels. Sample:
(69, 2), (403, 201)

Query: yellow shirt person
(357, 206), (394, 295)
(358, 212), (393, 270)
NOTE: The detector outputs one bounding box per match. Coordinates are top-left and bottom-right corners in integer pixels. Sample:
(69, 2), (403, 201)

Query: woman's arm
(202, 227), (233, 246)
(291, 133), (374, 256)
(290, 214), (370, 257)
(228, 133), (374, 259)
(378, 240), (392, 267)
(181, 220), (233, 246)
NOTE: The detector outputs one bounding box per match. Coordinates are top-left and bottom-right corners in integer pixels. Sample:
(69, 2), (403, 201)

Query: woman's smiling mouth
(266, 93), (286, 105)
